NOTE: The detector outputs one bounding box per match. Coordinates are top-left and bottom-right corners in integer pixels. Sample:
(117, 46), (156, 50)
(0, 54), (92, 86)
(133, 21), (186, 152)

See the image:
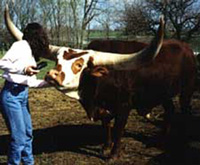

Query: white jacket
(0, 40), (48, 87)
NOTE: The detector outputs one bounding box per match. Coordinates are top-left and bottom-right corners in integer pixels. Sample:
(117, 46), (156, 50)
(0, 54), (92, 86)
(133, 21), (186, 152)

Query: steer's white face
(46, 47), (91, 99)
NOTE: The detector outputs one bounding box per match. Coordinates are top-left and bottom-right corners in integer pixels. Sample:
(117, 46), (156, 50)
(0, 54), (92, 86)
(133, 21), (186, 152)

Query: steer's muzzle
(45, 69), (63, 86)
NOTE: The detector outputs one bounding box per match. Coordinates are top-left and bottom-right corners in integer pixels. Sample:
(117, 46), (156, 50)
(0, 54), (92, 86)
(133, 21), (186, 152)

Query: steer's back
(133, 40), (195, 109)
(87, 40), (148, 54)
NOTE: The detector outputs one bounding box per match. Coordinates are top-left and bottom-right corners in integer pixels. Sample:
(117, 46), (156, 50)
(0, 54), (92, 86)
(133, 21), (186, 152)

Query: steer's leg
(110, 108), (130, 159)
(101, 118), (113, 157)
(179, 83), (194, 115)
(179, 57), (196, 114)
(161, 99), (175, 142)
(162, 99), (175, 123)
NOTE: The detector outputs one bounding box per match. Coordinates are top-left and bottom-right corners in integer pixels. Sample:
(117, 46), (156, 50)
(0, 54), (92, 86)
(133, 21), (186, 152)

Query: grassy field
(88, 31), (123, 40)
(0, 83), (200, 164)
(0, 52), (4, 85)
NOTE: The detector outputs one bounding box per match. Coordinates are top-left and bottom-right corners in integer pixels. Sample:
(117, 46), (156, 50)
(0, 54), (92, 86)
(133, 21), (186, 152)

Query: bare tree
(69, 0), (80, 47)
(1, 0), (103, 49)
(39, 0), (70, 45)
(94, 0), (122, 39)
(146, 0), (200, 40)
(10, 0), (39, 29)
(122, 0), (200, 41)
(122, 1), (150, 37)
(71, 0), (99, 48)
(0, 0), (7, 50)
(43, 0), (100, 48)
(0, 0), (36, 49)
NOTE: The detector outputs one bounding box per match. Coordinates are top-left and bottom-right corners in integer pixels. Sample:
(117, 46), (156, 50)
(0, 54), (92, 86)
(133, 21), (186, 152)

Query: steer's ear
(91, 66), (109, 77)
(87, 56), (109, 77)
(87, 56), (95, 68)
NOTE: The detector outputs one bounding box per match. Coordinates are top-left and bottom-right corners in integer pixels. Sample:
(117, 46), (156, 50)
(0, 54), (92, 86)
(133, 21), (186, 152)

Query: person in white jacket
(0, 22), (50, 165)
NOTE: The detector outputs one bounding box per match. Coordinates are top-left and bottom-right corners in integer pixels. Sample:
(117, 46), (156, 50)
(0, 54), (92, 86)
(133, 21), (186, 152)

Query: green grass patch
(189, 36), (200, 52)
(36, 59), (55, 79)
(0, 51), (5, 85)
(88, 31), (123, 40)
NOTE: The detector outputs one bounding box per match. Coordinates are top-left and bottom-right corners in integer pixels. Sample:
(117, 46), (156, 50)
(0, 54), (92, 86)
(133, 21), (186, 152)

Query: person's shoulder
(12, 40), (29, 47)
(10, 40), (31, 52)
(8, 40), (31, 57)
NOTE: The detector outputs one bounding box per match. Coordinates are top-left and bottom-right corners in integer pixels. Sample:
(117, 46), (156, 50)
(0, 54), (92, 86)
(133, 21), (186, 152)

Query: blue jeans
(0, 81), (34, 165)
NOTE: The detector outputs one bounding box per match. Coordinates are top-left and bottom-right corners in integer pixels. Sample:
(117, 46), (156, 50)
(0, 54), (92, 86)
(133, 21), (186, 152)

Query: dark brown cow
(78, 39), (197, 159)
(87, 39), (198, 120)
(45, 18), (196, 159)
(44, 17), (165, 159)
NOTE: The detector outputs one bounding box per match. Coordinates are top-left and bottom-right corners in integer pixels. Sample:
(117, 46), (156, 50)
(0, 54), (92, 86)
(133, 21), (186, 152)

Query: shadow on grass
(0, 114), (200, 164)
(125, 114), (200, 165)
(0, 124), (105, 159)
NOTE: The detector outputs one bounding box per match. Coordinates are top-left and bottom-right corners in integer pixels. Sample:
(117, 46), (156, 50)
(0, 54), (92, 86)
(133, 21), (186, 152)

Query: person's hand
(24, 66), (39, 76)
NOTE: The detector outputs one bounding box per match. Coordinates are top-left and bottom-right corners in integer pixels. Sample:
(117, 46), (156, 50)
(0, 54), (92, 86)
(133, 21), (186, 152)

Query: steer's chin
(86, 108), (112, 122)
(45, 75), (63, 88)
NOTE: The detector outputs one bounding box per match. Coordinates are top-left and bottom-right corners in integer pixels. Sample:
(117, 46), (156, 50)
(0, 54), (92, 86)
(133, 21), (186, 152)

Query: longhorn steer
(44, 17), (165, 159)
(45, 17), (197, 159)
(78, 39), (197, 158)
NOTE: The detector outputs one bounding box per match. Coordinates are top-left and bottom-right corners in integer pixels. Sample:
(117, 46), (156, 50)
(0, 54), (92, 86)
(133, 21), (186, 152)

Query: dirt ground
(0, 87), (200, 165)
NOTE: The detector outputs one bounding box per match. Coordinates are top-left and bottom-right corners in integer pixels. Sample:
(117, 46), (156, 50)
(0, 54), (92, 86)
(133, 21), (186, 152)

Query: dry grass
(0, 87), (200, 165)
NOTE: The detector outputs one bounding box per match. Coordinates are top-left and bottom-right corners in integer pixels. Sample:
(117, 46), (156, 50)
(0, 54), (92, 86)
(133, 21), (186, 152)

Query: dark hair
(22, 23), (49, 61)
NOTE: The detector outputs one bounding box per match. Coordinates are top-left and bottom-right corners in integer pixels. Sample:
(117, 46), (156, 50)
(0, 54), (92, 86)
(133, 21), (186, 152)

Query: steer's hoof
(100, 146), (111, 158)
(106, 148), (120, 161)
(100, 143), (114, 158)
(105, 153), (120, 162)
(110, 153), (119, 160)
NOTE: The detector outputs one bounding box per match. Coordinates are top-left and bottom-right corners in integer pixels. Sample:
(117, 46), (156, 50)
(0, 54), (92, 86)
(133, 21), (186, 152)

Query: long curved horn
(4, 4), (23, 40)
(135, 15), (164, 63)
(4, 4), (60, 58)
(92, 15), (164, 68)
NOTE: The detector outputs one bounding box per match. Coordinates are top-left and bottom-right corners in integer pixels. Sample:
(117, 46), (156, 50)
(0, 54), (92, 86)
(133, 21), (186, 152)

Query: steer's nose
(48, 69), (59, 79)
(45, 69), (65, 86)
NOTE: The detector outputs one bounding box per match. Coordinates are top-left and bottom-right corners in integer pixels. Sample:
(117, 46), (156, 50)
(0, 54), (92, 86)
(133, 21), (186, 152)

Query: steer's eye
(77, 63), (82, 68)
(72, 58), (84, 74)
